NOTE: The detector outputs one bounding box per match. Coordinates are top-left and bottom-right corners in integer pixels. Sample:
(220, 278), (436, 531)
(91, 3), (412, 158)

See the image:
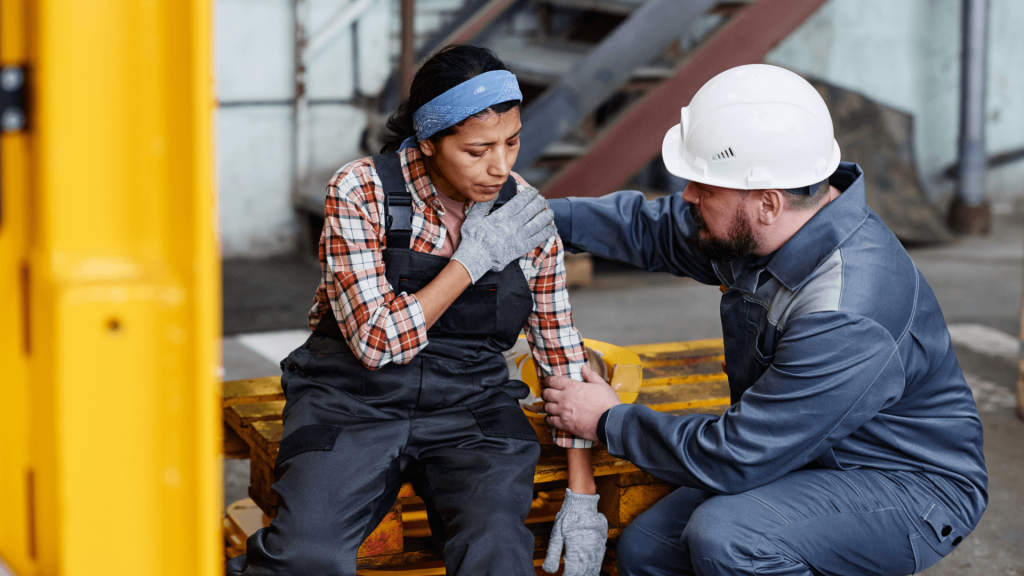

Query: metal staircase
(376, 0), (828, 196)
(530, 0), (828, 198)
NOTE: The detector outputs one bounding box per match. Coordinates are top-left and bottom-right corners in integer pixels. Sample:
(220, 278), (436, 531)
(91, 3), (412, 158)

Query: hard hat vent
(711, 147), (734, 162)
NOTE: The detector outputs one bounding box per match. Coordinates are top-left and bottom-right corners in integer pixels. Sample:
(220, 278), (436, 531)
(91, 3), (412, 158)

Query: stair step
(542, 0), (645, 16)
(542, 140), (589, 158)
(486, 36), (591, 85)
(630, 66), (676, 81)
(489, 37), (677, 88)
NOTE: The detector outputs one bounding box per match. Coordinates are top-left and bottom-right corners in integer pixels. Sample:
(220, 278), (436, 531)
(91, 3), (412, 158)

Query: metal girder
(514, 0), (718, 170)
(541, 0), (829, 199)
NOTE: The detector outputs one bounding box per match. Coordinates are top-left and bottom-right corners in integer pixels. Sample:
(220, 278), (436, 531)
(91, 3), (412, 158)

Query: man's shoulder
(777, 215), (920, 338)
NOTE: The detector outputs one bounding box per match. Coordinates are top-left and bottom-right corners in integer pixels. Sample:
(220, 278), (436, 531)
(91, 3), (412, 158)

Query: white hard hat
(661, 64), (841, 191)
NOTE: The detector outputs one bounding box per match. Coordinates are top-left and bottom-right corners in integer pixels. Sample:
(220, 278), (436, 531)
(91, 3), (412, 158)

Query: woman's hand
(452, 187), (556, 282)
(542, 488), (608, 576)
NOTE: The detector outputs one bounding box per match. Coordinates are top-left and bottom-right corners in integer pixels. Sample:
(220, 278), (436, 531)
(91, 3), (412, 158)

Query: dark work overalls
(227, 153), (542, 576)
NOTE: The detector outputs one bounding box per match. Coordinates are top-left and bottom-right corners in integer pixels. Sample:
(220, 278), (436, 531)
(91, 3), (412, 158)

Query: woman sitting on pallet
(227, 45), (608, 576)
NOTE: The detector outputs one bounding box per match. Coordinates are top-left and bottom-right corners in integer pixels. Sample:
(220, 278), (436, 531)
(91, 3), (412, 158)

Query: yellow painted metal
(0, 0), (220, 574)
(0, 0), (34, 574)
(514, 338), (644, 443)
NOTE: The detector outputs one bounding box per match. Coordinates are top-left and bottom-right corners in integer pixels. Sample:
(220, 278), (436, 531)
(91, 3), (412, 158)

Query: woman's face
(419, 107), (522, 203)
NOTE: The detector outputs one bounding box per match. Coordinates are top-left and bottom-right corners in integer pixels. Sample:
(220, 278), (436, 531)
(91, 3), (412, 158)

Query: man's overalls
(226, 153), (542, 576)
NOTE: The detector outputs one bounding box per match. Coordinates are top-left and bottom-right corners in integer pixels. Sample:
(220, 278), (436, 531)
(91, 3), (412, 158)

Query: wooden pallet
(222, 338), (729, 568)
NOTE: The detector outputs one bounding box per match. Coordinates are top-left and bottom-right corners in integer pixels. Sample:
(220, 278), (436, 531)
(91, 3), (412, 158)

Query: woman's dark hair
(380, 44), (521, 153)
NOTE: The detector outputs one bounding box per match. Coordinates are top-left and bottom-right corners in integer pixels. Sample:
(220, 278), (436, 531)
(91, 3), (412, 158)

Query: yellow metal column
(1, 1), (220, 575)
(0, 0), (35, 574)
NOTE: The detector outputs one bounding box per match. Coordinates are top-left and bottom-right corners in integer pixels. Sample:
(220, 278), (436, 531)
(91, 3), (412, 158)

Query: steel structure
(541, 0), (829, 199)
(513, 0), (718, 170)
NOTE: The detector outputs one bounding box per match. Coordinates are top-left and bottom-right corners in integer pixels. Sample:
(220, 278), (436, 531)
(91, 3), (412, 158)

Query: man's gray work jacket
(549, 162), (987, 529)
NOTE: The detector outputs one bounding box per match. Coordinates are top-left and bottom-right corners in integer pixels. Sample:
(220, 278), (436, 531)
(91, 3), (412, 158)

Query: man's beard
(690, 205), (759, 262)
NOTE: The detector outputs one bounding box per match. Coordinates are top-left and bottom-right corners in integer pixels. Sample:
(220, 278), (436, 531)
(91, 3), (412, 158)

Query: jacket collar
(730, 162), (868, 293)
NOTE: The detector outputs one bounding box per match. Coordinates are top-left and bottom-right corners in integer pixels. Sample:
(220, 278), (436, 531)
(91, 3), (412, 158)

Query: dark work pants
(616, 468), (968, 576)
(226, 342), (541, 576)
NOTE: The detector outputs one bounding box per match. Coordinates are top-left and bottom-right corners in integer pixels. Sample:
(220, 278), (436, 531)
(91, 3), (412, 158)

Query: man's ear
(757, 189), (785, 225)
(419, 138), (435, 157)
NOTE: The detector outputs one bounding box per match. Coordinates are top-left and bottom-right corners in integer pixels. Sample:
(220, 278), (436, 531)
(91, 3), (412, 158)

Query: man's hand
(543, 364), (621, 441)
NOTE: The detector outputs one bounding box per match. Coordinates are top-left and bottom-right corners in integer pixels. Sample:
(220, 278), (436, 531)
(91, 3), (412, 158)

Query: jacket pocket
(274, 424), (343, 478)
(467, 403), (538, 442)
(909, 499), (966, 563)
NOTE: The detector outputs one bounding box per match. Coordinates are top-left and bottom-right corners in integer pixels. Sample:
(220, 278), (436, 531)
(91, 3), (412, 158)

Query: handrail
(513, 0), (718, 170)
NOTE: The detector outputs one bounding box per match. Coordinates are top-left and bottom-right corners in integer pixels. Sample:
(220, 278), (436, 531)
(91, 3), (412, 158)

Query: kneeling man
(543, 64), (987, 576)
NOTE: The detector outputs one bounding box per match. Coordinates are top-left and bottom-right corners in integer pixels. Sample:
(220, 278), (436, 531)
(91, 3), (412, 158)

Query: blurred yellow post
(0, 1), (221, 575)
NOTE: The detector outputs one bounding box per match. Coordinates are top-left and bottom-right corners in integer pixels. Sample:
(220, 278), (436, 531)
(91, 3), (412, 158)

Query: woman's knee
(237, 525), (359, 576)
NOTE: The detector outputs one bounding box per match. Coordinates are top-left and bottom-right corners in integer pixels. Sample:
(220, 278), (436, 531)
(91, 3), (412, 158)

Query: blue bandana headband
(399, 70), (522, 150)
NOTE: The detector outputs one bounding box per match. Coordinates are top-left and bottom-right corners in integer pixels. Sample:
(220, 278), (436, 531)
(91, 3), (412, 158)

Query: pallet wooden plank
(229, 337), (730, 549)
(401, 494), (552, 542)
(248, 454), (279, 517)
(597, 478), (675, 528)
(398, 483), (416, 499)
(251, 420), (283, 460)
(223, 376), (284, 407)
(356, 550), (442, 569)
(639, 352), (724, 369)
(639, 380), (730, 412)
(223, 422), (251, 459)
(358, 499), (404, 558)
(230, 400), (287, 427)
(642, 363), (727, 387)
(532, 446), (640, 483)
(607, 470), (664, 488)
(625, 339), (724, 357)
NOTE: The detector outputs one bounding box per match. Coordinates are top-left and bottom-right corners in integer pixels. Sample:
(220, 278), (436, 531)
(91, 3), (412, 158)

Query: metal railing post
(948, 0), (991, 234)
(400, 0), (416, 101)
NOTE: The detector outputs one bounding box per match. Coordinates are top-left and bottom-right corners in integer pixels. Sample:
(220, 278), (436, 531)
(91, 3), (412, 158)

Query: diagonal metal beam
(435, 0), (523, 48)
(514, 0), (718, 170)
(541, 0), (829, 198)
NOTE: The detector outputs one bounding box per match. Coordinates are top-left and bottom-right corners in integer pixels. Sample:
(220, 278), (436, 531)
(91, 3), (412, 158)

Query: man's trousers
(616, 468), (972, 576)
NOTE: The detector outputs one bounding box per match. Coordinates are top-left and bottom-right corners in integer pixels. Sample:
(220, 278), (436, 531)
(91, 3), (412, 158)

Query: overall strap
(373, 151), (520, 247)
(371, 152), (413, 249)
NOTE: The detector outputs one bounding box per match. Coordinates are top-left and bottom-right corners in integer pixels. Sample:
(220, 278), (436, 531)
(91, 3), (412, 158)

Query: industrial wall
(216, 0), (467, 258)
(767, 0), (1024, 213)
(216, 0), (1024, 257)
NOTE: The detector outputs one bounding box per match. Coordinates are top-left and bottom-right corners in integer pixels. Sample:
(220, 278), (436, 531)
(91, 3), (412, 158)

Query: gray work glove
(542, 488), (608, 576)
(452, 186), (556, 283)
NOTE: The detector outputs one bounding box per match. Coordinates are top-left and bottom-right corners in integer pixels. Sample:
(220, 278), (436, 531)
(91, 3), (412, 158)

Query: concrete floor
(222, 215), (1024, 575)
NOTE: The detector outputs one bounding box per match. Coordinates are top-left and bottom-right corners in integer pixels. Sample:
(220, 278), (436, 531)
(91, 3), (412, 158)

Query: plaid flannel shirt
(308, 146), (592, 449)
